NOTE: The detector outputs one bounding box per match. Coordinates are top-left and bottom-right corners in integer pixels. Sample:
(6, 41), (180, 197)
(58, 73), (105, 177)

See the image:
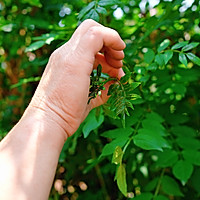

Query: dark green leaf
(101, 127), (133, 139)
(144, 48), (155, 64)
(133, 129), (170, 151)
(116, 164), (127, 197)
(155, 54), (165, 66)
(186, 53), (200, 66)
(162, 176), (183, 196)
(84, 9), (99, 21)
(25, 41), (45, 52)
(78, 1), (96, 19)
(96, 6), (107, 14)
(157, 39), (170, 52)
(179, 53), (187, 66)
(100, 138), (128, 157)
(172, 160), (193, 185)
(82, 108), (104, 138)
(154, 195), (169, 200)
(156, 149), (178, 167)
(163, 50), (173, 64)
(182, 42), (199, 51)
(176, 137), (200, 150)
(131, 193), (153, 200)
(182, 150), (200, 166)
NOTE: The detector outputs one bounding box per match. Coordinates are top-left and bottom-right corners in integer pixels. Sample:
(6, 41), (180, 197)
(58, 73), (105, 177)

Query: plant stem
(153, 168), (165, 199)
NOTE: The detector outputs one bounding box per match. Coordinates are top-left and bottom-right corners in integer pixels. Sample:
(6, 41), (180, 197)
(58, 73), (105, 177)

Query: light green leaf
(163, 50), (173, 64)
(182, 150), (200, 166)
(96, 6), (107, 14)
(182, 42), (199, 51)
(133, 129), (170, 151)
(156, 149), (178, 167)
(172, 160), (193, 185)
(157, 39), (170, 52)
(155, 54), (165, 66)
(78, 1), (96, 20)
(25, 41), (45, 52)
(186, 53), (200, 66)
(112, 146), (123, 165)
(82, 108), (104, 138)
(116, 164), (127, 197)
(144, 48), (155, 64)
(179, 53), (187, 66)
(162, 175), (183, 196)
(171, 41), (188, 50)
(21, 0), (42, 7)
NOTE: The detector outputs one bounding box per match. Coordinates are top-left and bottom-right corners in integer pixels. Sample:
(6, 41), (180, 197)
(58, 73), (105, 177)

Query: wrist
(21, 105), (68, 142)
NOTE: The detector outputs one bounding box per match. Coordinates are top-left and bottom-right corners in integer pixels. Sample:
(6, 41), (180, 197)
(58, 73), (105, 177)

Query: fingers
(95, 53), (125, 78)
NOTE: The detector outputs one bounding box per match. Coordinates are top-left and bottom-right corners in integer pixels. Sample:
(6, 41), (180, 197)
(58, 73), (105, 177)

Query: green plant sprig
(89, 65), (141, 127)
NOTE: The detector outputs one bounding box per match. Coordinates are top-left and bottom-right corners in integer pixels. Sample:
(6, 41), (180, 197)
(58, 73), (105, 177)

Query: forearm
(0, 107), (66, 200)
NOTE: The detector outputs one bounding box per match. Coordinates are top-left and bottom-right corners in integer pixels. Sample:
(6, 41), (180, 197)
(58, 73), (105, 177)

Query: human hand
(28, 19), (126, 138)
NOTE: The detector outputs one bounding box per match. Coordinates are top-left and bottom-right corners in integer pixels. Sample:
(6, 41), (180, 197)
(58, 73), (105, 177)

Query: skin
(0, 19), (125, 200)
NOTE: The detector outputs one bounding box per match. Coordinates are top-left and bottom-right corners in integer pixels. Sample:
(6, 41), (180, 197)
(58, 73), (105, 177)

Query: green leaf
(112, 146), (123, 165)
(171, 41), (188, 50)
(99, 0), (119, 6)
(155, 54), (165, 66)
(154, 195), (169, 200)
(78, 1), (96, 20)
(101, 127), (133, 139)
(179, 53), (187, 66)
(176, 137), (200, 150)
(182, 42), (199, 51)
(116, 164), (127, 197)
(100, 138), (128, 157)
(25, 41), (45, 52)
(163, 50), (173, 64)
(171, 125), (196, 137)
(162, 176), (183, 196)
(186, 53), (200, 66)
(157, 39), (170, 52)
(156, 149), (178, 167)
(172, 160), (193, 185)
(96, 6), (107, 14)
(21, 0), (42, 7)
(146, 112), (164, 123)
(82, 108), (104, 138)
(85, 9), (100, 21)
(182, 150), (200, 166)
(133, 129), (170, 151)
(144, 48), (155, 64)
(131, 193), (153, 200)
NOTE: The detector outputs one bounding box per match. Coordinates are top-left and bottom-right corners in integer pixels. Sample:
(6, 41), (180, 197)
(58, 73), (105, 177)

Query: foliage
(1, 0), (200, 199)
